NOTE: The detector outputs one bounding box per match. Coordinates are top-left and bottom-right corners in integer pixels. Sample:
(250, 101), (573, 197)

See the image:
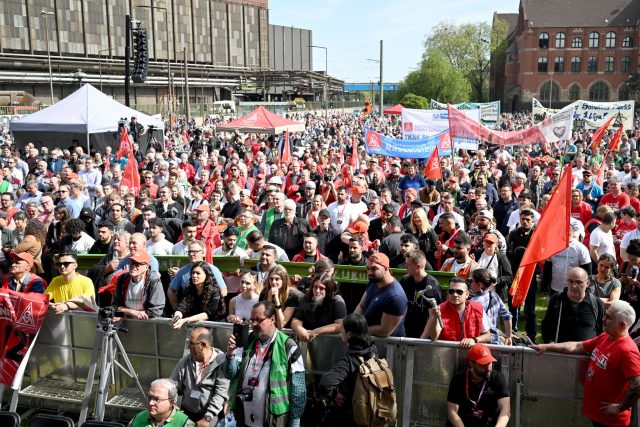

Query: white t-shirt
(72, 233), (96, 254)
(478, 251), (499, 279)
(589, 227), (615, 258)
(507, 208), (541, 232)
(432, 211), (466, 231)
(621, 228), (640, 250)
(125, 277), (145, 311)
(327, 201), (360, 233)
(623, 175), (640, 188)
(547, 240), (592, 292)
(146, 239), (173, 255)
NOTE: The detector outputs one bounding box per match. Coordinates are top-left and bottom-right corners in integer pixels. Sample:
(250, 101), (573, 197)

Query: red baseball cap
(466, 344), (497, 365)
(347, 221), (368, 234)
(368, 253), (390, 269)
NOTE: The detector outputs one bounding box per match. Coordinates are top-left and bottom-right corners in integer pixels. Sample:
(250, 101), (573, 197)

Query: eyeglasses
(187, 250), (203, 255)
(147, 396), (172, 403)
(448, 288), (466, 296)
(55, 261), (75, 268)
(249, 317), (270, 325)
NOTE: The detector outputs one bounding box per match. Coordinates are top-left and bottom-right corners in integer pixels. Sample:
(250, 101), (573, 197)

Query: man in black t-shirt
(447, 344), (510, 427)
(400, 250), (441, 338)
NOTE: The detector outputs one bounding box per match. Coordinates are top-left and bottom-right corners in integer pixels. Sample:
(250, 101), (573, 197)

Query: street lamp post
(98, 48), (112, 92)
(135, 4), (172, 116)
(311, 45), (328, 117)
(41, 10), (55, 105)
(367, 40), (385, 115)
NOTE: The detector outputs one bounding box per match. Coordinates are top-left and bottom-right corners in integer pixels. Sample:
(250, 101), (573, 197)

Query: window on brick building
(623, 36), (633, 48)
(539, 33), (549, 48)
(605, 32), (616, 48)
(619, 85), (630, 101)
(589, 32), (600, 48)
(589, 82), (609, 101)
(555, 33), (566, 48)
(604, 56), (615, 72)
(622, 56), (631, 72)
(538, 57), (548, 72)
(554, 57), (565, 72)
(588, 56), (598, 72)
(569, 84), (580, 101)
(571, 56), (581, 72)
(540, 81), (560, 102)
(572, 37), (583, 48)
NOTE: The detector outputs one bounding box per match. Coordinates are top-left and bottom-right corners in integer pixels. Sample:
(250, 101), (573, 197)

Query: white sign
(402, 108), (481, 150)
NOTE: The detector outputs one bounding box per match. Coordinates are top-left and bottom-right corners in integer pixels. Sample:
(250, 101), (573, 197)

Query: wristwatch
(204, 415), (212, 422)
(275, 305), (282, 309)
(472, 337), (478, 343)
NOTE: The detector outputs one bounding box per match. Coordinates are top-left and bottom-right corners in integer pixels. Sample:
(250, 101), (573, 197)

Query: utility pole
(41, 10), (55, 105)
(379, 40), (384, 116)
(184, 46), (190, 124)
(125, 15), (131, 106)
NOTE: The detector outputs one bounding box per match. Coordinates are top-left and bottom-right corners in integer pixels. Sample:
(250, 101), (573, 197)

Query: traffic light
(132, 28), (149, 83)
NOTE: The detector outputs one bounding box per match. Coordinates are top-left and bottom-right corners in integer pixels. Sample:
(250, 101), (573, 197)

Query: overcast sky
(269, 0), (520, 83)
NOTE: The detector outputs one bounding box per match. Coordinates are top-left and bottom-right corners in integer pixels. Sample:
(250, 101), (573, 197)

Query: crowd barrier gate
(5, 311), (606, 426)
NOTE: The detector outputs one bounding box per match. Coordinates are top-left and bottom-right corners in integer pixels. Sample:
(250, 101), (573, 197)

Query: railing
(130, 101), (365, 117)
(12, 311), (597, 426)
(0, 105), (45, 116)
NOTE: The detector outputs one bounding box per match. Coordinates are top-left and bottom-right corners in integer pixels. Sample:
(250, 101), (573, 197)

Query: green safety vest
(129, 408), (193, 427)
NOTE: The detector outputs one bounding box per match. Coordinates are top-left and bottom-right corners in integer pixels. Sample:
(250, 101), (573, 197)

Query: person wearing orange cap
(2, 251), (47, 293)
(354, 252), (408, 337)
(112, 251), (165, 319)
(349, 185), (368, 217)
(447, 343), (510, 427)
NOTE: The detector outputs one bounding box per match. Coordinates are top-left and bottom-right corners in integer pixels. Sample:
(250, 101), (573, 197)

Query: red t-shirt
(631, 196), (640, 213)
(581, 333), (640, 426)
(571, 202), (593, 225)
(599, 193), (631, 210)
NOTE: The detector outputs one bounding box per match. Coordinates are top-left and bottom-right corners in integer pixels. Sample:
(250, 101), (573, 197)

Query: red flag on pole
(122, 146), (141, 196)
(280, 130), (291, 166)
(509, 163), (572, 307)
(590, 116), (615, 150)
(608, 125), (625, 152)
(351, 137), (359, 169)
(595, 153), (607, 187)
(116, 127), (132, 160)
(424, 147), (442, 180)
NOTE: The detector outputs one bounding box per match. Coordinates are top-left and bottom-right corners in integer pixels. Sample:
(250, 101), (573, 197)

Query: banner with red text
(0, 289), (49, 387)
(448, 104), (574, 147)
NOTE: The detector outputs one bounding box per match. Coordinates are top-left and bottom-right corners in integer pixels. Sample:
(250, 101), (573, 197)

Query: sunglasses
(55, 261), (75, 268)
(448, 288), (466, 296)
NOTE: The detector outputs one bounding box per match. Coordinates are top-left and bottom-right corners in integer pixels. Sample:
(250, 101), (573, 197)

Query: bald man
(541, 267), (605, 343)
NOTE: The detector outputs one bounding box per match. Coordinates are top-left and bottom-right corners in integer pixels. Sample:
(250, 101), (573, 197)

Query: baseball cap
(129, 251), (151, 265)
(347, 221), (368, 233)
(268, 176), (283, 185)
(195, 204), (211, 212)
(483, 233), (498, 244)
(466, 343), (497, 365)
(477, 210), (493, 220)
(305, 181), (317, 190)
(318, 209), (330, 218)
(267, 184), (279, 192)
(352, 185), (366, 195)
(80, 207), (94, 219)
(582, 170), (592, 176)
(368, 253), (390, 269)
(10, 251), (34, 268)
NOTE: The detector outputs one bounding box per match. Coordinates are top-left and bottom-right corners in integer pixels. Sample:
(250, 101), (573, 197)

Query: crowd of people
(3, 107), (640, 426)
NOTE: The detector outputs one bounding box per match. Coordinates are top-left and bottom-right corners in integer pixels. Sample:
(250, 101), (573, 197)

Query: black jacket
(319, 344), (377, 402)
(541, 289), (604, 343)
(269, 217), (311, 259)
(493, 196), (519, 237)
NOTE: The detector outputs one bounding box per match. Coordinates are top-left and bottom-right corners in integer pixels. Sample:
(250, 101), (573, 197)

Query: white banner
(431, 100), (500, 124)
(532, 98), (634, 129)
(402, 108), (481, 151)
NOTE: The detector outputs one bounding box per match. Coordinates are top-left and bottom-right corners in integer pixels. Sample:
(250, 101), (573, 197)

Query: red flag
(595, 154), (607, 187)
(608, 125), (624, 152)
(424, 147), (442, 179)
(280, 130), (291, 166)
(122, 147), (141, 196)
(351, 137), (358, 169)
(590, 116), (614, 150)
(509, 163), (572, 307)
(116, 127), (132, 160)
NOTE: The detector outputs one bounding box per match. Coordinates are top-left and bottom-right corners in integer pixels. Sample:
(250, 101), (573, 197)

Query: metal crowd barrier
(11, 311), (599, 426)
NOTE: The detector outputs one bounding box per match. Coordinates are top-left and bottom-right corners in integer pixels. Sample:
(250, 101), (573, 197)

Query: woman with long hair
(307, 194), (327, 229)
(260, 264), (302, 328)
(46, 205), (71, 252)
(318, 313), (377, 426)
(14, 219), (47, 274)
(589, 253), (621, 308)
(291, 273), (347, 341)
(468, 268), (513, 345)
(171, 261), (224, 329)
(226, 271), (260, 324)
(408, 207), (438, 268)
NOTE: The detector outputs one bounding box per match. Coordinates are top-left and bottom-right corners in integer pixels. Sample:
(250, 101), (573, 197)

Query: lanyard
(196, 361), (209, 385)
(252, 340), (270, 373)
(465, 369), (487, 408)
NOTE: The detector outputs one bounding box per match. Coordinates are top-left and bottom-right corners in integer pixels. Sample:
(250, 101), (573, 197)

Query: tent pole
(86, 132), (90, 153)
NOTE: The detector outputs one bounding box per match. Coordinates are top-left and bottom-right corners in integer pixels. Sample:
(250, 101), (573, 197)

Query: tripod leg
(112, 333), (147, 400)
(79, 327), (105, 424)
(94, 331), (114, 421)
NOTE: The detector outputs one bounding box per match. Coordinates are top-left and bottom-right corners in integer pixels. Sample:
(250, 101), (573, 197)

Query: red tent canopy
(216, 106), (305, 134)
(383, 104), (404, 115)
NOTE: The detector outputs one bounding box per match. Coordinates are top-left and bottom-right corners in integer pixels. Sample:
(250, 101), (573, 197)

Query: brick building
(492, 0), (640, 112)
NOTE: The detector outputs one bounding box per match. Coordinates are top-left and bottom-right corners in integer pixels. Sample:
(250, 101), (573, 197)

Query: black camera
(99, 306), (124, 321)
(193, 128), (203, 137)
(324, 174), (332, 182)
(236, 387), (253, 402)
(233, 322), (250, 348)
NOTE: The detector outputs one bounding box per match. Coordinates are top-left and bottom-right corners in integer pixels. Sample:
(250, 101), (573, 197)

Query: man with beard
(296, 182), (316, 219)
(313, 209), (340, 263)
(368, 203), (394, 244)
(89, 221), (114, 254)
(440, 234), (480, 280)
(385, 160), (403, 203)
(111, 203), (135, 234)
(435, 213), (467, 270)
(354, 253), (408, 337)
(268, 199), (311, 260)
(467, 210), (506, 256)
(447, 344), (510, 427)
(340, 237), (368, 266)
(291, 232), (326, 263)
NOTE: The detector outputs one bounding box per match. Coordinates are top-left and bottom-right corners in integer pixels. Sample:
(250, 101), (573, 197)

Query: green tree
(398, 93), (430, 109)
(397, 50), (471, 104)
(422, 21), (509, 102)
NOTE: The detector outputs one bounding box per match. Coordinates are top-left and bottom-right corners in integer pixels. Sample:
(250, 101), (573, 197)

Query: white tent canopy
(11, 83), (164, 133)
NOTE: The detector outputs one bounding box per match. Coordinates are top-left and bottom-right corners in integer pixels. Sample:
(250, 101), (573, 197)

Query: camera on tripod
(98, 306), (124, 323)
